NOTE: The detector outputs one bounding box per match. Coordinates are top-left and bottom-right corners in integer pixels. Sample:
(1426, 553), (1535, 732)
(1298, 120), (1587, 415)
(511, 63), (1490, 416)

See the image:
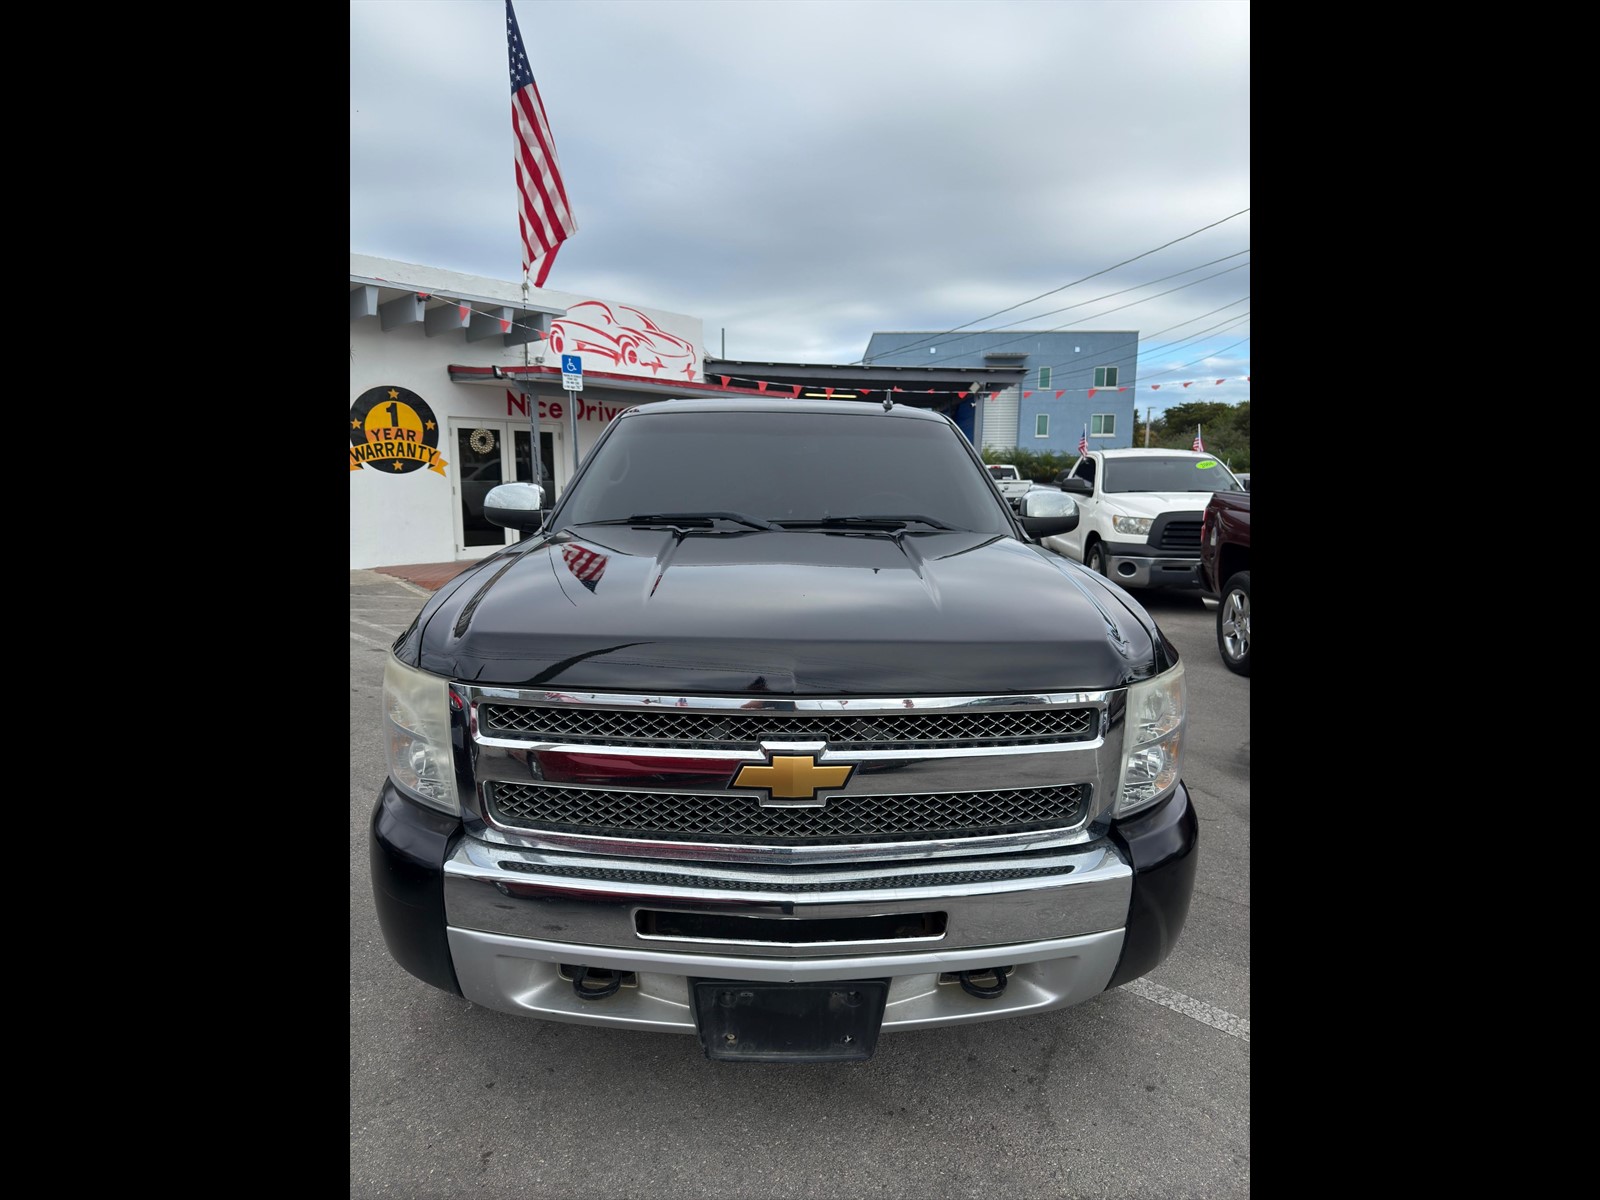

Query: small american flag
(562, 543), (608, 593)
(1192, 425), (1205, 452)
(1078, 426), (1089, 457)
(506, 1), (577, 286)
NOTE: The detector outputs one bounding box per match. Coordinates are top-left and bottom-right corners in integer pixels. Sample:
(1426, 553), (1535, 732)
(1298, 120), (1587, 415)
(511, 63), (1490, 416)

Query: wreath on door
(469, 428), (496, 454)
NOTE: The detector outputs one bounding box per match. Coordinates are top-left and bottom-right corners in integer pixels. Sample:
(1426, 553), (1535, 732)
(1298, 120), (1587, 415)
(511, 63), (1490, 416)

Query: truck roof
(1092, 447), (1221, 458)
(625, 397), (952, 422)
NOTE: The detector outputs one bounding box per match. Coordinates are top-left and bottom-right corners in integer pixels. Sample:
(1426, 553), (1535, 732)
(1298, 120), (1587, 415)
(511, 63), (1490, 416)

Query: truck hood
(398, 527), (1169, 696)
(1098, 492), (1216, 517)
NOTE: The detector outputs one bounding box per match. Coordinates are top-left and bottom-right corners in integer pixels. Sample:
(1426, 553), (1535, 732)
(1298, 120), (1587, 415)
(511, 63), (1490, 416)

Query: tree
(1151, 400), (1249, 470)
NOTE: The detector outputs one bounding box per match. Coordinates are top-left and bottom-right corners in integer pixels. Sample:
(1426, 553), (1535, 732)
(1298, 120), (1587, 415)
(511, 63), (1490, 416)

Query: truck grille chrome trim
(480, 703), (1096, 748)
(488, 781), (1087, 843)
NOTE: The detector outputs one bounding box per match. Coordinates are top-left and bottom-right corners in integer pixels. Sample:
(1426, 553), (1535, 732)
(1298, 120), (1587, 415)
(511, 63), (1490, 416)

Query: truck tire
(1085, 541), (1108, 577)
(1217, 571), (1250, 676)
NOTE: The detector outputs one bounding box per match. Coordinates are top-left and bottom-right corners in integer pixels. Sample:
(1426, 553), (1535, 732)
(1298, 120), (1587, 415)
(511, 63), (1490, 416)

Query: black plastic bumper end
(1106, 783), (1200, 989)
(369, 781), (464, 998)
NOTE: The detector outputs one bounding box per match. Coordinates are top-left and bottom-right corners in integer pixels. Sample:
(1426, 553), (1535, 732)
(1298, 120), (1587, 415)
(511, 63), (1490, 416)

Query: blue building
(862, 330), (1139, 456)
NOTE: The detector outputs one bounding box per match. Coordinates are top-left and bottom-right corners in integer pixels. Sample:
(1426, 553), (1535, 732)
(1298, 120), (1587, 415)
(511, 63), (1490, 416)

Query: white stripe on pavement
(1123, 979), (1250, 1042)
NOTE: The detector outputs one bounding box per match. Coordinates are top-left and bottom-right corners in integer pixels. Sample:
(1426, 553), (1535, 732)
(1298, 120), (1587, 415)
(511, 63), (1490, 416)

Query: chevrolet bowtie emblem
(730, 753), (856, 808)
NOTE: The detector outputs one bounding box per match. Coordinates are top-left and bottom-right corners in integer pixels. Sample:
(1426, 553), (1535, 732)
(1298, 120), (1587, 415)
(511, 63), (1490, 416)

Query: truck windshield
(552, 411), (1013, 535)
(1103, 456), (1244, 494)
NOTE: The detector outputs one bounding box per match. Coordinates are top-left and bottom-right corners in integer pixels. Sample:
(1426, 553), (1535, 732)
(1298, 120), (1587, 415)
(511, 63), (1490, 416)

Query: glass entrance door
(451, 419), (564, 557)
(512, 429), (558, 543)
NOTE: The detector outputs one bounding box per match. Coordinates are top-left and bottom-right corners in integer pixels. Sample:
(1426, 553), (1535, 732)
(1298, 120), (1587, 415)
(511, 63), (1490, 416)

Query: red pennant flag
(1245, 376), (1250, 382)
(500, 317), (511, 333)
(757, 380), (769, 393)
(957, 391), (968, 399)
(1182, 382), (1192, 388)
(893, 386), (904, 393)
(1023, 391), (1032, 398)
(1117, 386), (1127, 392)
(1054, 390), (1064, 399)
(458, 304), (470, 323)
(859, 389), (872, 399)
(719, 375), (730, 387)
(791, 385), (802, 397)
(989, 390), (1000, 402)
(1151, 384), (1161, 390)
(824, 387), (835, 397)
(1087, 388), (1097, 398)
(1214, 379), (1224, 386)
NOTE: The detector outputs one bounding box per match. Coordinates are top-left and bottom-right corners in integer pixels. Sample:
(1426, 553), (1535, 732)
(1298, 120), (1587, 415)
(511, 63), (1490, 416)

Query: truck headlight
(1113, 662), (1185, 818)
(1112, 515), (1154, 536)
(382, 654), (460, 816)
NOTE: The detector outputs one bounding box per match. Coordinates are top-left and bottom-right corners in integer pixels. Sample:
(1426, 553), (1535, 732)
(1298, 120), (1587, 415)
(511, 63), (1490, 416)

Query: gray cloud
(351, 0), (1249, 412)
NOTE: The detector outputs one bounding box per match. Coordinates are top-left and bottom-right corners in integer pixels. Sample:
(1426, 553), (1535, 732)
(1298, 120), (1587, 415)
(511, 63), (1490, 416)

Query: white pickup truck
(1043, 447), (1247, 590)
(986, 463), (1034, 508)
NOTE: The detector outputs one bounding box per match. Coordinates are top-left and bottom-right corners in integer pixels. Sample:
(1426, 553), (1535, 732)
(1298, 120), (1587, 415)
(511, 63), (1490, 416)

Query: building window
(1093, 366), (1119, 388)
(1038, 366), (1051, 388)
(1035, 413), (1049, 438)
(1091, 413), (1116, 436)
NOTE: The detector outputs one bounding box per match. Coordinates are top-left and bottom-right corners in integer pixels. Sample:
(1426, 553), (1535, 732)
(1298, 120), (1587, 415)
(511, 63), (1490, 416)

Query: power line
(854, 207), (1249, 364)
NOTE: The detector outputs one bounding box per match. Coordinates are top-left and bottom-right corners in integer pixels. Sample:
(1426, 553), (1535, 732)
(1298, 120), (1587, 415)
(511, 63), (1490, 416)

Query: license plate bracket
(690, 978), (890, 1062)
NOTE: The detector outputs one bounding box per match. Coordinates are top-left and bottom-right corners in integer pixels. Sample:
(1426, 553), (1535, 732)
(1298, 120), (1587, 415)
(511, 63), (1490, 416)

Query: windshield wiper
(576, 512), (782, 531)
(778, 514), (963, 531)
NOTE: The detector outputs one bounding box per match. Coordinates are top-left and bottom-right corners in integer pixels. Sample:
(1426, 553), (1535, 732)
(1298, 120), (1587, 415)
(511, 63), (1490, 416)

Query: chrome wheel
(1216, 570), (1250, 676)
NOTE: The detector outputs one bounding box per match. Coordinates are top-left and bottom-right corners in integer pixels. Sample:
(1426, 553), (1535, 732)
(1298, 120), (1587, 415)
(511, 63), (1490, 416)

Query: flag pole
(523, 275), (543, 522)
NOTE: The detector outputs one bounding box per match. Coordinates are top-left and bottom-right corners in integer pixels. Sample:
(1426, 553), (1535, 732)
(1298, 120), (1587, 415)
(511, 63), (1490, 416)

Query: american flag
(1192, 425), (1205, 452)
(1078, 426), (1089, 457)
(506, 1), (576, 286)
(562, 543), (608, 593)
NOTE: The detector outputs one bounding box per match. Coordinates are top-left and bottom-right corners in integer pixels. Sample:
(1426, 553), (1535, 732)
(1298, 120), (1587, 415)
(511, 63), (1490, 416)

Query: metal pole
(523, 281), (543, 521)
(1144, 407), (1151, 448)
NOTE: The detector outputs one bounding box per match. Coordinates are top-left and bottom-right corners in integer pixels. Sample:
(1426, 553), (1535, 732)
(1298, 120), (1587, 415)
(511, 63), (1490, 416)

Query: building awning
(448, 359), (1027, 409)
(350, 272), (566, 349)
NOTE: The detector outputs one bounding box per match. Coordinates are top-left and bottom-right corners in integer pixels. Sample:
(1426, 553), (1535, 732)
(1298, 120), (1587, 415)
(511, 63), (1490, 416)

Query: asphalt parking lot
(350, 569), (1249, 1199)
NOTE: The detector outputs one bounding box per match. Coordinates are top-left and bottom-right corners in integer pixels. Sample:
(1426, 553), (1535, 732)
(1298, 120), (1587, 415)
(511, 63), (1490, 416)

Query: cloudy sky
(350, 0), (1249, 418)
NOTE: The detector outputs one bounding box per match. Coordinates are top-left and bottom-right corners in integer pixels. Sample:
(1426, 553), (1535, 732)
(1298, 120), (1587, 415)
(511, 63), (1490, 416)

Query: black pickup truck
(371, 398), (1198, 1061)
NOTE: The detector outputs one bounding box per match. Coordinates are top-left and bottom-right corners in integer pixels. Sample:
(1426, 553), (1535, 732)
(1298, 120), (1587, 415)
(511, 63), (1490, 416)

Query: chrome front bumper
(442, 837), (1132, 1033)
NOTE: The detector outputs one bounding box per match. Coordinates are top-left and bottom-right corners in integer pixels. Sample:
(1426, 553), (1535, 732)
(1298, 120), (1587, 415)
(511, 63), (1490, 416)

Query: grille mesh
(495, 861), (1072, 892)
(480, 704), (1095, 749)
(489, 782), (1086, 844)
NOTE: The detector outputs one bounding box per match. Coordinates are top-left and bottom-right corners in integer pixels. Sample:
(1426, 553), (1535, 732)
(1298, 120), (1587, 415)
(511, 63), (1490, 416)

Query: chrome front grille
(488, 781), (1086, 844)
(462, 687), (1121, 860)
(480, 703), (1096, 749)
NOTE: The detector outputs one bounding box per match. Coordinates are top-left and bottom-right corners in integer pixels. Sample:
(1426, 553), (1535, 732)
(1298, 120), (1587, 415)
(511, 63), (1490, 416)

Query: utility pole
(1144, 407), (1152, 448)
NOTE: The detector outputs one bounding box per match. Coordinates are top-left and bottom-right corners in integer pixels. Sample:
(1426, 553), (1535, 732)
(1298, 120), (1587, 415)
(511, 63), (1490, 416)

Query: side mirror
(484, 482), (545, 531)
(1058, 477), (1092, 495)
(1019, 490), (1079, 538)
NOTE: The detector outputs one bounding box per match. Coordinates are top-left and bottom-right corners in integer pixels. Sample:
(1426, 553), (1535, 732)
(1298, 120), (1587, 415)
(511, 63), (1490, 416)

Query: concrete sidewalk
(369, 561), (474, 592)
